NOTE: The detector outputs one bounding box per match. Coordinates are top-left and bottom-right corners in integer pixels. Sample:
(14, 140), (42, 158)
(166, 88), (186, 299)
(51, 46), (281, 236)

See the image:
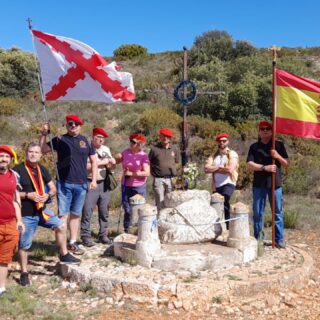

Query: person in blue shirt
(40, 114), (97, 255)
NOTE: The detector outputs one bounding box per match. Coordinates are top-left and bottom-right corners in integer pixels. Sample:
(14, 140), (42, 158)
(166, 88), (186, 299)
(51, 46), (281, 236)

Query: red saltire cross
(32, 30), (135, 101)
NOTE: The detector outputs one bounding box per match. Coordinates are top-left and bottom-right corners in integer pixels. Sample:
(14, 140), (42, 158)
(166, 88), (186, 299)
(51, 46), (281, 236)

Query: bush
(284, 209), (299, 229)
(113, 44), (148, 60)
(0, 97), (22, 115)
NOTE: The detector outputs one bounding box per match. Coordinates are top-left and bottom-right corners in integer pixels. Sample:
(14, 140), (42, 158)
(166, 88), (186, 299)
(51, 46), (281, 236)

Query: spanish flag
(276, 69), (320, 139)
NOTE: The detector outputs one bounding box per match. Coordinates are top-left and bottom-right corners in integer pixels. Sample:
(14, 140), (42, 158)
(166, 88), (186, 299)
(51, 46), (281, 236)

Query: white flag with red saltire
(32, 30), (135, 103)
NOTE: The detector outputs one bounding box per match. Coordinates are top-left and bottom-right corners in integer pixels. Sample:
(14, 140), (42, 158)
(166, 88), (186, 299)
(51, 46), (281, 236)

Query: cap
(92, 128), (108, 137)
(65, 114), (84, 125)
(215, 133), (229, 142)
(0, 145), (18, 164)
(129, 133), (146, 143)
(159, 128), (174, 137)
(258, 121), (272, 129)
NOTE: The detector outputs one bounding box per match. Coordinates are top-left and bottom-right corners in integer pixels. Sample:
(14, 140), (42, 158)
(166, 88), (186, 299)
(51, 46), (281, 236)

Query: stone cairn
(114, 191), (257, 269)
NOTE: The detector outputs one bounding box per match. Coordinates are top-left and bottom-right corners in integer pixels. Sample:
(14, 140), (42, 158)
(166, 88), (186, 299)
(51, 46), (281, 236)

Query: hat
(129, 133), (146, 143)
(0, 145), (18, 165)
(215, 133), (229, 141)
(159, 128), (174, 137)
(258, 121), (272, 129)
(65, 114), (84, 125)
(92, 128), (108, 138)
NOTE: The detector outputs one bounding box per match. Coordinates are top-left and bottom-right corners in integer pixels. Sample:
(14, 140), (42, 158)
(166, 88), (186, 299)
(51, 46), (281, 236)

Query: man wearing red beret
(204, 133), (239, 229)
(149, 128), (180, 212)
(81, 128), (116, 247)
(40, 114), (97, 255)
(247, 121), (289, 248)
(0, 146), (24, 295)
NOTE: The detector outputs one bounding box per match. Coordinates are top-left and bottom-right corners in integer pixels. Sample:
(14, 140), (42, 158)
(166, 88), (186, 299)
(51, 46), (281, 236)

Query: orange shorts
(0, 220), (19, 264)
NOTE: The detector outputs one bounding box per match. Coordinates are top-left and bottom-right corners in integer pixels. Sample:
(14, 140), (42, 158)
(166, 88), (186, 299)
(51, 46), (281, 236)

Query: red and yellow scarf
(24, 162), (50, 221)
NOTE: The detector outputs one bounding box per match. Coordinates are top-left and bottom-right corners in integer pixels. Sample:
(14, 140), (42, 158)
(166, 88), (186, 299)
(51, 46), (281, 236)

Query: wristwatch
(25, 192), (29, 199)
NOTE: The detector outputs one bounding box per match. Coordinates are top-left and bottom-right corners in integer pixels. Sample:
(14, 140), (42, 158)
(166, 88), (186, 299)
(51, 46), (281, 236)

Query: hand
(124, 169), (133, 177)
(270, 149), (280, 160)
(109, 158), (116, 165)
(264, 164), (277, 173)
(17, 220), (25, 234)
(38, 193), (50, 202)
(89, 181), (97, 190)
(27, 192), (42, 202)
(40, 122), (50, 136)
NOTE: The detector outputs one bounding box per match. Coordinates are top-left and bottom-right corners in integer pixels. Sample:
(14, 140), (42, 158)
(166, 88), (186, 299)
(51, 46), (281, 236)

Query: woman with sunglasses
(115, 134), (150, 233)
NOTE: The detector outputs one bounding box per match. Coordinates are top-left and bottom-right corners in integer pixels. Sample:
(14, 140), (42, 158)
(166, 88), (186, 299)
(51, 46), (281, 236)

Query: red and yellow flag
(276, 69), (320, 139)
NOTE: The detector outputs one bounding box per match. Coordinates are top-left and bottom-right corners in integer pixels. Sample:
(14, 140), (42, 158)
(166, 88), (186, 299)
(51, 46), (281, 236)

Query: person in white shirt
(80, 128), (116, 246)
(204, 133), (239, 229)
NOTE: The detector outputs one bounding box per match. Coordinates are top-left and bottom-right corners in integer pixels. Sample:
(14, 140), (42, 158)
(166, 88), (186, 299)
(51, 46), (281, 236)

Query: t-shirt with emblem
(149, 143), (180, 177)
(49, 134), (95, 184)
(0, 170), (17, 224)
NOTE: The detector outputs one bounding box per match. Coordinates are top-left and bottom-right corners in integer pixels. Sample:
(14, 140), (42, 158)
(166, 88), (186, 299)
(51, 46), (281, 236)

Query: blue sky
(1, 0), (319, 56)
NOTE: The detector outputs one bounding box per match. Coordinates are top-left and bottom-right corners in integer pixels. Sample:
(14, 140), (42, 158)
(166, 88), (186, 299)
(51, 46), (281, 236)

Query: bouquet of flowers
(173, 162), (199, 190)
(182, 162), (199, 189)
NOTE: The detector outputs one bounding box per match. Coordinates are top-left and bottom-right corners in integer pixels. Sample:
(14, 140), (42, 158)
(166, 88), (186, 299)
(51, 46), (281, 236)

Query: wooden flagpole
(27, 18), (60, 180)
(269, 45), (280, 249)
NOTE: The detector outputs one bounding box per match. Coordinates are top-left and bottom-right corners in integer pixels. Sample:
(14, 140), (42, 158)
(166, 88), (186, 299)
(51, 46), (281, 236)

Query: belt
(155, 176), (174, 179)
(88, 179), (104, 184)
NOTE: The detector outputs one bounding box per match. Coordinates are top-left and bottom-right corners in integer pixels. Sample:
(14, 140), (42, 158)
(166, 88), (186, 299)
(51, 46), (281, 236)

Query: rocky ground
(2, 228), (320, 320)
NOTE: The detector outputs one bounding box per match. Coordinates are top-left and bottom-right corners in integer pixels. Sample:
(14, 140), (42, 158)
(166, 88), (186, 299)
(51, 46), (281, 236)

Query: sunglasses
(219, 139), (228, 143)
(130, 140), (140, 145)
(260, 127), (271, 132)
(67, 121), (81, 127)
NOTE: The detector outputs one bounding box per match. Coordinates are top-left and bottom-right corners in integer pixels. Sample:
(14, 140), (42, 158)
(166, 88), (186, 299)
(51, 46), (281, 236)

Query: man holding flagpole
(40, 114), (97, 255)
(14, 143), (80, 286)
(247, 121), (289, 248)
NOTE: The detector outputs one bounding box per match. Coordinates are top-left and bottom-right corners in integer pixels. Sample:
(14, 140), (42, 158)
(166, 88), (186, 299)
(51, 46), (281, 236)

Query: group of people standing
(0, 114), (288, 296)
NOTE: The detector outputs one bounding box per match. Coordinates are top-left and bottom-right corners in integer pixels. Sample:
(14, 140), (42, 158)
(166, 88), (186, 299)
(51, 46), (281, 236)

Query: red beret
(0, 145), (18, 164)
(129, 133), (146, 143)
(215, 133), (229, 141)
(159, 128), (174, 137)
(92, 128), (108, 138)
(259, 121), (272, 129)
(65, 114), (84, 125)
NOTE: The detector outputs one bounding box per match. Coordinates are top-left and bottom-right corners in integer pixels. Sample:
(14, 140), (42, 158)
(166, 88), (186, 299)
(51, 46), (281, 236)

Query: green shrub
(0, 97), (22, 115)
(284, 209), (299, 229)
(113, 44), (148, 60)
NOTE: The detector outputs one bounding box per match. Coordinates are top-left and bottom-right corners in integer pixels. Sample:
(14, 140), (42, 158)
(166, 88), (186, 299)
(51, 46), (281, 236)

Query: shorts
(19, 208), (63, 250)
(0, 220), (19, 264)
(57, 180), (87, 217)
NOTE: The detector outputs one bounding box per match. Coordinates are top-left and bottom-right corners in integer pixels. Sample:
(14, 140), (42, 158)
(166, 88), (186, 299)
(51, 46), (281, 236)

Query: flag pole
(27, 18), (60, 180)
(269, 45), (280, 249)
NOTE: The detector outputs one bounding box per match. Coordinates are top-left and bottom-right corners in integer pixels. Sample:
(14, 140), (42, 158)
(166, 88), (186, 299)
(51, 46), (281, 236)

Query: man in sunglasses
(81, 128), (116, 247)
(247, 121), (289, 249)
(40, 114), (97, 255)
(204, 133), (239, 229)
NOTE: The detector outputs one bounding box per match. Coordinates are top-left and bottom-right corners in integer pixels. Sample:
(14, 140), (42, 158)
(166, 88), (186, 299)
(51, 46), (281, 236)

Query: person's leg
(122, 186), (134, 232)
(252, 187), (267, 240)
(81, 184), (99, 240)
(18, 216), (38, 274)
(153, 178), (165, 212)
(0, 264), (8, 292)
(69, 183), (87, 243)
(0, 221), (19, 291)
(267, 187), (284, 245)
(217, 184), (235, 229)
(97, 185), (110, 238)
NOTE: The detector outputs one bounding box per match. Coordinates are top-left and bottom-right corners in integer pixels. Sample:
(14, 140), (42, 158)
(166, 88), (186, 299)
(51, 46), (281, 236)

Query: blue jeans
(19, 209), (63, 250)
(252, 187), (284, 243)
(122, 184), (147, 230)
(57, 180), (87, 217)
